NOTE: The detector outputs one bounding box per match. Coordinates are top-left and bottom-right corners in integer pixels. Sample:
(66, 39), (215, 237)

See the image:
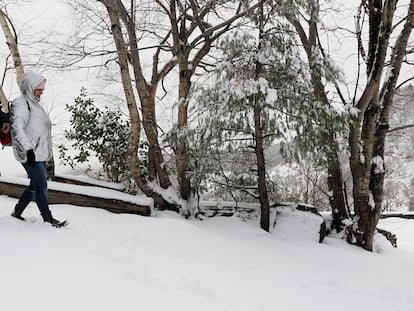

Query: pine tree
(187, 10), (346, 230)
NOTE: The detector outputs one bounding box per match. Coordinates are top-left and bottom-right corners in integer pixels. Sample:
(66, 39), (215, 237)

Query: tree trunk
(140, 94), (171, 190)
(349, 0), (398, 251)
(167, 0), (212, 205)
(287, 9), (348, 230)
(328, 162), (348, 229)
(176, 65), (192, 200)
(0, 9), (24, 111)
(368, 0), (414, 247)
(167, 0), (192, 201)
(0, 10), (24, 86)
(116, 0), (172, 191)
(255, 1), (270, 232)
(99, 0), (179, 210)
(254, 102), (270, 231)
(99, 0), (150, 197)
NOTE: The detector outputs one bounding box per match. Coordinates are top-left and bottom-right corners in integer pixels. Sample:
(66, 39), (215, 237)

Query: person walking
(10, 70), (67, 227)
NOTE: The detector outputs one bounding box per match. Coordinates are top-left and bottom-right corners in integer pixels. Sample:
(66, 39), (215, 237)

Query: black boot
(41, 211), (68, 228)
(11, 204), (26, 221)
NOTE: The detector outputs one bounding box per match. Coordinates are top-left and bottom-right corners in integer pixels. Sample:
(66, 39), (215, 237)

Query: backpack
(0, 100), (32, 147)
(0, 107), (11, 146)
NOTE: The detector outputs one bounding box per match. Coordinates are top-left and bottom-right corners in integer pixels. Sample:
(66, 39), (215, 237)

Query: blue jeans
(17, 161), (51, 216)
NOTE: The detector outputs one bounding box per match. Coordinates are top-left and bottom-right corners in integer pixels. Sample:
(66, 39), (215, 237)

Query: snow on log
(381, 213), (414, 219)
(0, 176), (152, 216)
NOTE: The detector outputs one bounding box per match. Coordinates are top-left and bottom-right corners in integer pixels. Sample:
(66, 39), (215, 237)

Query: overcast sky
(2, 0), (413, 124)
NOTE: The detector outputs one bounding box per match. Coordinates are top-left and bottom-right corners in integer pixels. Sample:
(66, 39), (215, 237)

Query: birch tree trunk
(98, 0), (179, 209)
(98, 0), (147, 194)
(115, 0), (172, 191)
(0, 9), (24, 111)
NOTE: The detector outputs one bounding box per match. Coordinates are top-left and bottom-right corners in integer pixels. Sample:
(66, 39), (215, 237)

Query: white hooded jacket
(10, 70), (52, 163)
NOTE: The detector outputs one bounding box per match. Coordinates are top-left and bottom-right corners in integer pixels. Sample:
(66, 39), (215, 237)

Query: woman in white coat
(10, 70), (67, 227)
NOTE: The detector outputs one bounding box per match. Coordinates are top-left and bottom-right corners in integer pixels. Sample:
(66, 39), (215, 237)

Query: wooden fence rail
(0, 177), (151, 216)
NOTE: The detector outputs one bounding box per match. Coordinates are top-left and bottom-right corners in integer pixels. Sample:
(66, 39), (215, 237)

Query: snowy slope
(1, 145), (414, 311)
(0, 195), (413, 311)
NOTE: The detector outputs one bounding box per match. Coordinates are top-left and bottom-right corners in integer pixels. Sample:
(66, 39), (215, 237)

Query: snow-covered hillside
(0, 194), (414, 311)
(1, 128), (414, 311)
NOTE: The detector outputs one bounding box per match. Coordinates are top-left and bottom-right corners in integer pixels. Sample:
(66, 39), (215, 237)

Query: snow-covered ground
(1, 148), (414, 311)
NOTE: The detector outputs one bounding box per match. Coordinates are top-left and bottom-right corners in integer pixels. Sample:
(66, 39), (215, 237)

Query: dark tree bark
(368, 0), (414, 249)
(349, 0), (414, 251)
(254, 1), (270, 231)
(286, 2), (348, 231)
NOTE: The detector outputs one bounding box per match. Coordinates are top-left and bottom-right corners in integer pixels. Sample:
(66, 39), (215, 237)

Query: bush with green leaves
(58, 88), (131, 184)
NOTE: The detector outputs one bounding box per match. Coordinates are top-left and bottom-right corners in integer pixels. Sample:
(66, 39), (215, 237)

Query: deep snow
(0, 143), (414, 311)
(0, 197), (414, 311)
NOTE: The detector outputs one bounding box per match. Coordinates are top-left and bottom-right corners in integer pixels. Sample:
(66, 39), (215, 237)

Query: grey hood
(20, 70), (46, 101)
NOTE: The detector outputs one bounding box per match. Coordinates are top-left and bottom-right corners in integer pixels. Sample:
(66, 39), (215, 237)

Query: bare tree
(347, 0), (414, 251)
(157, 0), (262, 206)
(90, 0), (263, 214)
(95, 0), (175, 210)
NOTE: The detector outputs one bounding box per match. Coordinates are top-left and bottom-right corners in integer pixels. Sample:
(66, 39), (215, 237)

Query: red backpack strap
(0, 131), (11, 146)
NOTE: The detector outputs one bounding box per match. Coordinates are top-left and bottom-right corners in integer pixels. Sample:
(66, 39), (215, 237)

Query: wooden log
(381, 213), (414, 219)
(197, 202), (259, 218)
(0, 179), (151, 216)
(51, 175), (125, 191)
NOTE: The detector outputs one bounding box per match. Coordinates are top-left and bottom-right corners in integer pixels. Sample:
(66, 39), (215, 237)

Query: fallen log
(0, 176), (152, 216)
(51, 175), (125, 191)
(381, 213), (414, 219)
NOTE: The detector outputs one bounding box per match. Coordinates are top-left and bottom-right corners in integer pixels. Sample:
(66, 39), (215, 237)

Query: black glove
(0, 110), (10, 124)
(26, 149), (36, 166)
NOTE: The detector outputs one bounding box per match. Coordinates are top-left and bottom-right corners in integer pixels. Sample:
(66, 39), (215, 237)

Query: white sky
(1, 0), (361, 103)
(3, 0), (413, 102)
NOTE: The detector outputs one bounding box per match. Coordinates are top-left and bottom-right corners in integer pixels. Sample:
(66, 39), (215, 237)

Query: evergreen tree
(187, 14), (346, 228)
(58, 88), (132, 186)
